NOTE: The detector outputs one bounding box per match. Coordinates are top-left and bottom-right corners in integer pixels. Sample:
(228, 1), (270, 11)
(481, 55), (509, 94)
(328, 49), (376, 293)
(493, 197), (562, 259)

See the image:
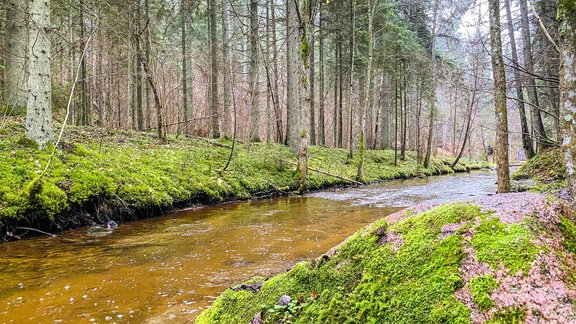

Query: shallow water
(0, 171), (496, 323)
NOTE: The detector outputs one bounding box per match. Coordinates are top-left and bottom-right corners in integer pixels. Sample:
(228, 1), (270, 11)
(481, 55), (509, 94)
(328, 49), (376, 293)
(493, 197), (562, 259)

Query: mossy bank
(0, 118), (488, 239)
(196, 194), (576, 323)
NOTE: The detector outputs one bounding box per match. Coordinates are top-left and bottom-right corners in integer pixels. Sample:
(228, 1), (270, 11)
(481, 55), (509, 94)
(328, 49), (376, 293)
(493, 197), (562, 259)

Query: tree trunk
(5, 0), (28, 114)
(221, 0), (232, 137)
(347, 0), (356, 158)
(424, 0), (439, 168)
(358, 0), (373, 180)
(182, 0), (194, 134)
(308, 0), (316, 146)
(318, 0), (325, 146)
(489, 0), (510, 193)
(26, 0), (54, 146)
(504, 0), (535, 159)
(249, 0), (260, 142)
(286, 0), (299, 149)
(559, 1), (576, 197)
(209, 0), (220, 138)
(519, 0), (549, 150)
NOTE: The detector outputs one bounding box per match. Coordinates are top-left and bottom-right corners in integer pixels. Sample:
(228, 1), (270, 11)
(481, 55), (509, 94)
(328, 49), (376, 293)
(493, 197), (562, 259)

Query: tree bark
(559, 1), (576, 197)
(489, 0), (510, 193)
(249, 0), (260, 142)
(26, 0), (54, 146)
(209, 0), (220, 138)
(182, 0), (194, 134)
(318, 0), (325, 146)
(221, 0), (232, 138)
(286, 0), (300, 149)
(424, 0), (439, 168)
(308, 0), (316, 146)
(5, 0), (28, 114)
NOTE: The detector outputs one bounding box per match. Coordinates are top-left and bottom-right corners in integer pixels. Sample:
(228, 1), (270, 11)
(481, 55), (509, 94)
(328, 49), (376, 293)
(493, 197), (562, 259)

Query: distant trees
(2, 0), (573, 190)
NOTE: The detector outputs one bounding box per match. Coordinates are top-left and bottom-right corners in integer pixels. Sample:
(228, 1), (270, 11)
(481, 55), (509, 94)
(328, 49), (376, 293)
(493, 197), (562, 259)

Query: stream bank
(0, 118), (489, 239)
(196, 192), (576, 323)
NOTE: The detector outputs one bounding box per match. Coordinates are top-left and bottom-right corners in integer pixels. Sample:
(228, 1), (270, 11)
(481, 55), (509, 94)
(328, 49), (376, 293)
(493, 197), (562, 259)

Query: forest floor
(196, 148), (576, 324)
(0, 117), (489, 239)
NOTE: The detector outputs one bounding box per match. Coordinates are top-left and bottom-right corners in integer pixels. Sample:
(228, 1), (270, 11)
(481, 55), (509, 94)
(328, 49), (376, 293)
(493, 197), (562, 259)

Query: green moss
(559, 216), (576, 255)
(486, 306), (527, 324)
(469, 275), (499, 311)
(513, 148), (564, 184)
(471, 217), (540, 275)
(0, 117), (488, 232)
(197, 203), (482, 323)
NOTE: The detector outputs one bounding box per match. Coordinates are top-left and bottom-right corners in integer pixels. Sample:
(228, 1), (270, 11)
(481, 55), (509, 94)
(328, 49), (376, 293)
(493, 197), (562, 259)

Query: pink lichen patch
(439, 221), (467, 239)
(377, 232), (403, 252)
(469, 192), (547, 224)
(487, 252), (576, 323)
(386, 203), (441, 224)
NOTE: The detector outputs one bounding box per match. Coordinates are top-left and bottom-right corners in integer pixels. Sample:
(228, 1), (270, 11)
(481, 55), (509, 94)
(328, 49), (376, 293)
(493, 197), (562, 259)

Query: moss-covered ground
(0, 118), (488, 236)
(513, 148), (565, 184)
(196, 200), (569, 324)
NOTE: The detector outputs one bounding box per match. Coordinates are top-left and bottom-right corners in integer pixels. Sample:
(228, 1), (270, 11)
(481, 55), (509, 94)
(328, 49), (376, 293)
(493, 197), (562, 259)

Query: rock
(250, 312), (263, 324)
(231, 282), (263, 293)
(278, 295), (291, 306)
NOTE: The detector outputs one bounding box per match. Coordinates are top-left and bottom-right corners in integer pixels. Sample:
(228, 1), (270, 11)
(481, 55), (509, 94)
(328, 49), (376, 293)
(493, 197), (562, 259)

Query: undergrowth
(0, 118), (489, 234)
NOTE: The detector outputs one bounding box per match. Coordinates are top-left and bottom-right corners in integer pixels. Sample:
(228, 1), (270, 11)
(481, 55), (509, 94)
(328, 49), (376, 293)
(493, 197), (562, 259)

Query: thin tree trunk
(318, 0), (325, 146)
(347, 0), (356, 158)
(5, 0), (28, 114)
(209, 0), (220, 138)
(504, 0), (534, 159)
(249, 0), (260, 141)
(520, 0), (549, 150)
(182, 0), (194, 134)
(489, 0), (510, 193)
(286, 0), (299, 149)
(308, 0), (316, 146)
(424, 0), (439, 168)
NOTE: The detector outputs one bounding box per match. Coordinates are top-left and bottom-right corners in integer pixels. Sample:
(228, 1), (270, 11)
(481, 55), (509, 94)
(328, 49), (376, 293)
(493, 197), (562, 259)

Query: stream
(0, 170), (496, 323)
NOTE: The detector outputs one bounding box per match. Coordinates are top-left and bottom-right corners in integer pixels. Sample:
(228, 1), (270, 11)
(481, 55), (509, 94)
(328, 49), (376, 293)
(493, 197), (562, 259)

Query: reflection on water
(0, 171), (495, 323)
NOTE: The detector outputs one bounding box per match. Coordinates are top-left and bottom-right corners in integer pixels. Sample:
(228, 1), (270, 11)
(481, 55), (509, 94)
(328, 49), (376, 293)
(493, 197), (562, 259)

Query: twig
(530, 1), (560, 55)
(38, 23), (99, 179)
(285, 160), (364, 186)
(15, 227), (56, 237)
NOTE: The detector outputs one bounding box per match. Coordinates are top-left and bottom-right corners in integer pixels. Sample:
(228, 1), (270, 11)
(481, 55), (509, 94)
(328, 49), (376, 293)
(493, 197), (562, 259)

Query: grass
(0, 117), (489, 234)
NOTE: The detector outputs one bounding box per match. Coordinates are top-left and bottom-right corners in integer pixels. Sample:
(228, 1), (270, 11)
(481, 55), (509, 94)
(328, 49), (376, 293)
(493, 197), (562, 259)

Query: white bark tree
(26, 0), (54, 146)
(559, 2), (576, 197)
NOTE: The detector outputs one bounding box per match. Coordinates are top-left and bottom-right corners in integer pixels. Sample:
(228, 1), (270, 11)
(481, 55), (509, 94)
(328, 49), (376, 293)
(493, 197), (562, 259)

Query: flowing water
(0, 171), (496, 323)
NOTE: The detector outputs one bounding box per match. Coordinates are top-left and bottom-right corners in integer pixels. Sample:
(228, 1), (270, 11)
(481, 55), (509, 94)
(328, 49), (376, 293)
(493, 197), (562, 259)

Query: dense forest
(4, 0), (572, 186)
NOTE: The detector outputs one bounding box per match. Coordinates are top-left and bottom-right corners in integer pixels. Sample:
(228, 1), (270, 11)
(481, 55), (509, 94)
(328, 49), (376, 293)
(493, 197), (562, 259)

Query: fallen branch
(285, 160), (364, 186)
(15, 227), (56, 237)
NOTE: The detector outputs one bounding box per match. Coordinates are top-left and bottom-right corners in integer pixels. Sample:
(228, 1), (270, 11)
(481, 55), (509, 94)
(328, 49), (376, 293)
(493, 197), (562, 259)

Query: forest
(1, 0), (576, 322)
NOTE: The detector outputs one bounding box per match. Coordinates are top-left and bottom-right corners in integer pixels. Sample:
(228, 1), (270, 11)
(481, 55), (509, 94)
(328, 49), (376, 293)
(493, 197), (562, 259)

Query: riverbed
(0, 170), (496, 323)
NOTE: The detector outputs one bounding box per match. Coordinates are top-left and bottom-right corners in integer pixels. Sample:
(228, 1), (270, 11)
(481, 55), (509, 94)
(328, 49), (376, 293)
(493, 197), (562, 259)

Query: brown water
(0, 171), (496, 323)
